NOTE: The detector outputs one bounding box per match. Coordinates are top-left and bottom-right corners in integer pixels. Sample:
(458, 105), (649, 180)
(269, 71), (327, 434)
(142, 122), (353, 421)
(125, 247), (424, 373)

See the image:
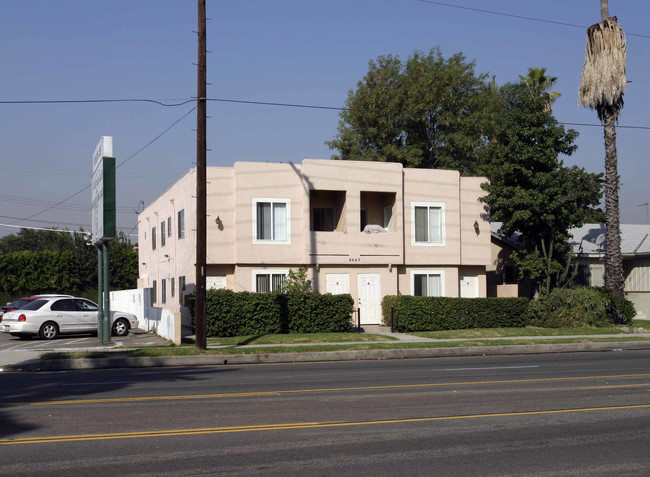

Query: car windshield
(19, 299), (48, 311)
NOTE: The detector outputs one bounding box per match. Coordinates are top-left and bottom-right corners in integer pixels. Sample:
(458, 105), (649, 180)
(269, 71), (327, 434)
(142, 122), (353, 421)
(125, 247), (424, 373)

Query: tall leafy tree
(481, 83), (603, 294)
(579, 3), (627, 297)
(327, 47), (497, 174)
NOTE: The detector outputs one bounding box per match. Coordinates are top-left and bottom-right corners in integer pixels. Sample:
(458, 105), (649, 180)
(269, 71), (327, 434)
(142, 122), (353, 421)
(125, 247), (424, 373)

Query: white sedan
(1, 296), (139, 339)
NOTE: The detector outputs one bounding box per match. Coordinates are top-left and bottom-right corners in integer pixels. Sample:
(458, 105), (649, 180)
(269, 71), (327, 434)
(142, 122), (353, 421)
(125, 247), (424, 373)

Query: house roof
(491, 222), (650, 257)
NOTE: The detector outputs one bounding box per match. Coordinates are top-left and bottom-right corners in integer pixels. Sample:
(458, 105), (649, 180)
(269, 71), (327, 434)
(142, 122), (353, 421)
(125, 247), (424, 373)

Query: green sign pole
(97, 246), (104, 344)
(103, 243), (111, 342)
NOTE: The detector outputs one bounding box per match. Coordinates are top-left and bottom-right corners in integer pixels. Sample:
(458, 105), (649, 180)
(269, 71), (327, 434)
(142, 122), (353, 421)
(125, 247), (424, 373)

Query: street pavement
(3, 324), (650, 371)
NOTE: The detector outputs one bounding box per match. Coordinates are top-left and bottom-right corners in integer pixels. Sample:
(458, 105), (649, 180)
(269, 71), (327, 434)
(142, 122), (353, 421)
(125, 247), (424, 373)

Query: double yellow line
(3, 404), (650, 445)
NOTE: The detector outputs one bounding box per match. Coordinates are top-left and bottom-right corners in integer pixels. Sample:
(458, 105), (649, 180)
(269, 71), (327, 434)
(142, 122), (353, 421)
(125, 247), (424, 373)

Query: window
(253, 199), (290, 244)
(167, 217), (172, 237)
(253, 270), (288, 292)
(313, 208), (334, 231)
(412, 202), (445, 246)
(151, 226), (157, 251)
(152, 280), (157, 304)
(179, 276), (185, 305)
(161, 279), (167, 304)
(310, 190), (345, 232)
(178, 209), (185, 239)
(171, 277), (175, 298)
(411, 271), (444, 297)
(160, 221), (166, 247)
(75, 299), (98, 311)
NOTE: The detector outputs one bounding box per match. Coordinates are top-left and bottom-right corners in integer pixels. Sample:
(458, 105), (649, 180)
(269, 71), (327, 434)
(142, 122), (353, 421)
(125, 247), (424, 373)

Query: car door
(49, 298), (82, 332)
(75, 299), (99, 331)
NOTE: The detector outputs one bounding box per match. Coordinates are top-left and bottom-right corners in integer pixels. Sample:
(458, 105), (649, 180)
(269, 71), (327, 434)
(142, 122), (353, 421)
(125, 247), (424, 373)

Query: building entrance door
(357, 274), (381, 325)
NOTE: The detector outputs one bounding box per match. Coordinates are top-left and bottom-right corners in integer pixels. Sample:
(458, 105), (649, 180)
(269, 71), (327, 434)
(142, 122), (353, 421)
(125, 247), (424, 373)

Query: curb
(6, 340), (650, 372)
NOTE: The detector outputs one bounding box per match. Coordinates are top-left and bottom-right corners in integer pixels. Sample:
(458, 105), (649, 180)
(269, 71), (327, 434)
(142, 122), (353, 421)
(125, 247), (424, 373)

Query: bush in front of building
(525, 286), (636, 328)
(287, 292), (354, 333)
(381, 295), (530, 332)
(196, 289), (355, 337)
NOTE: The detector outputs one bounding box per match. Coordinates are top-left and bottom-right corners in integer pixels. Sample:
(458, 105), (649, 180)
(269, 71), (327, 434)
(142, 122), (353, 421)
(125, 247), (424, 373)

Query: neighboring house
(489, 222), (650, 318)
(570, 223), (650, 318)
(138, 159), (491, 331)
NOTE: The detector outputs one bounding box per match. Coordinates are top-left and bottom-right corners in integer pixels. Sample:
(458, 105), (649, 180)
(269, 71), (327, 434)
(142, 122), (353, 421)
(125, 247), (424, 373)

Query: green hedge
(288, 293), (354, 333)
(194, 289), (354, 337)
(382, 295), (530, 332)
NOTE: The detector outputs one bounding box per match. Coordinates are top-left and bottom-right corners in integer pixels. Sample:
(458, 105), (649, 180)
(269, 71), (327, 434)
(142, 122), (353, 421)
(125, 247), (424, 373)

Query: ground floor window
(411, 270), (444, 297)
(253, 270), (288, 292)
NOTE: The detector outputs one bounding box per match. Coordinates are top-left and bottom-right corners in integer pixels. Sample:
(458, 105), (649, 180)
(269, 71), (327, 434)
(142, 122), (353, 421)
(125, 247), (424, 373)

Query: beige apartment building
(137, 159), (491, 329)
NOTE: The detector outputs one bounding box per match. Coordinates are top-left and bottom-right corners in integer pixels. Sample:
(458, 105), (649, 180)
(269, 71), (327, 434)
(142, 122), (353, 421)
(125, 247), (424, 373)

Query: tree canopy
(480, 82), (603, 292)
(327, 47), (497, 174)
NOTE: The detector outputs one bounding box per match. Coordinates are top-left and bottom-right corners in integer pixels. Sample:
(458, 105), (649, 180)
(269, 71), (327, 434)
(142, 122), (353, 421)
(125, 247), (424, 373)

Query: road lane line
(2, 404), (650, 445)
(3, 373), (650, 407)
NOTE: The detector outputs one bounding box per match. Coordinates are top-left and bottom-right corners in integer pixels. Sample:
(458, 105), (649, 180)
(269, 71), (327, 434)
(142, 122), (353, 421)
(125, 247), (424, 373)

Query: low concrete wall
(110, 289), (180, 344)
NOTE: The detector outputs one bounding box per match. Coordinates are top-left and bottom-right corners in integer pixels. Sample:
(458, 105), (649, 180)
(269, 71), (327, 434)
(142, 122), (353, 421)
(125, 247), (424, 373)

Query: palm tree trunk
(603, 113), (624, 297)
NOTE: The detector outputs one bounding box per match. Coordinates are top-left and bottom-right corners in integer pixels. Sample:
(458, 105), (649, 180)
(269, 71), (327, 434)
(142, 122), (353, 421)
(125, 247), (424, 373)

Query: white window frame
(411, 202), (446, 246)
(252, 269), (289, 293)
(252, 198), (291, 245)
(410, 270), (445, 297)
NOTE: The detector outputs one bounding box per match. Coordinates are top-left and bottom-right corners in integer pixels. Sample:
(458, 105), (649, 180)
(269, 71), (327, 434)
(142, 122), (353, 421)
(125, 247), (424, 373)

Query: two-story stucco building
(137, 159), (491, 330)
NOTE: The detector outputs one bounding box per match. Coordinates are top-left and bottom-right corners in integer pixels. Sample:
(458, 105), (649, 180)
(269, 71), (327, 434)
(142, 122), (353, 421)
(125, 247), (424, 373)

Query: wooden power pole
(195, 0), (207, 349)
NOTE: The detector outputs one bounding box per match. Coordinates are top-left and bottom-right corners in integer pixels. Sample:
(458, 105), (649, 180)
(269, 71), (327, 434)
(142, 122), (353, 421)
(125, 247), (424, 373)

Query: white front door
(459, 274), (479, 298)
(358, 274), (381, 325)
(326, 274), (350, 295)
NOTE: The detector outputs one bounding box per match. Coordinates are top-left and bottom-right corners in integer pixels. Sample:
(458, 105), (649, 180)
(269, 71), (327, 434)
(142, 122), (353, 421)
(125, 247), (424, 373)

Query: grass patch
(205, 332), (397, 346)
(40, 336), (650, 360)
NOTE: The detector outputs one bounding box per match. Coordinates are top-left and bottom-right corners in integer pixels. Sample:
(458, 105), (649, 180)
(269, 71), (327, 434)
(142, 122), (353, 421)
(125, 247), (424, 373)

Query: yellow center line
(3, 404), (650, 446)
(4, 373), (650, 407)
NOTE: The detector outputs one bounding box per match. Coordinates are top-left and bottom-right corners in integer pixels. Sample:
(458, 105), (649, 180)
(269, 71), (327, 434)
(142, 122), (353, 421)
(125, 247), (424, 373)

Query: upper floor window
(167, 217), (172, 237)
(253, 199), (291, 244)
(152, 226), (157, 251)
(160, 221), (166, 247)
(411, 270), (444, 297)
(178, 209), (185, 239)
(411, 202), (445, 246)
(152, 280), (157, 304)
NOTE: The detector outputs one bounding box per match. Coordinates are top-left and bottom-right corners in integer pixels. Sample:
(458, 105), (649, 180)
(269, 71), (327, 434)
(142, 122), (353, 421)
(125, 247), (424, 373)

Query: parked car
(1, 296), (139, 339)
(1, 295), (73, 322)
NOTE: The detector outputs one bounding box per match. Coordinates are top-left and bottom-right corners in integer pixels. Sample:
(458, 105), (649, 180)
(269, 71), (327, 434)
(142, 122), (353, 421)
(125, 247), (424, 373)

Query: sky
(2, 0), (650, 241)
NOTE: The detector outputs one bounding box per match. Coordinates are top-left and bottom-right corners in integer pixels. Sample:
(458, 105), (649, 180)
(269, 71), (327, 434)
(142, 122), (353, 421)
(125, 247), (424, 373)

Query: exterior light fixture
(388, 264), (392, 272)
(474, 220), (480, 235)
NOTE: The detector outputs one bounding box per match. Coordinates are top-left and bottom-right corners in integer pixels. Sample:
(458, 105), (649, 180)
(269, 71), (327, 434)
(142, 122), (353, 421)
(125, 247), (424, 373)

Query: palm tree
(519, 67), (562, 111)
(578, 1), (627, 297)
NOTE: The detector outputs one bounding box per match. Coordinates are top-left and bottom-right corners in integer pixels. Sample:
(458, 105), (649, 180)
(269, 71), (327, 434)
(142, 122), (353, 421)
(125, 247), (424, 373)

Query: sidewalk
(3, 325), (650, 372)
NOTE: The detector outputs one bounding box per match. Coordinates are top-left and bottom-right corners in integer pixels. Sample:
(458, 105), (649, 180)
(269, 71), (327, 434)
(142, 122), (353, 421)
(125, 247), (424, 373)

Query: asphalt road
(1, 351), (650, 476)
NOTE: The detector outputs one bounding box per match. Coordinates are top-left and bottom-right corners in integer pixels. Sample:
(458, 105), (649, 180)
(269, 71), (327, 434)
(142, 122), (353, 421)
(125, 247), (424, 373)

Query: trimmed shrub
(288, 293), (354, 333)
(382, 295), (529, 332)
(197, 289), (354, 337)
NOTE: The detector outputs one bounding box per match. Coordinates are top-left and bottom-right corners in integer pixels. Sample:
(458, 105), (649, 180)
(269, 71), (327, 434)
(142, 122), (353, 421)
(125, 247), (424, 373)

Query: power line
(415, 0), (650, 39)
(0, 98), (195, 106)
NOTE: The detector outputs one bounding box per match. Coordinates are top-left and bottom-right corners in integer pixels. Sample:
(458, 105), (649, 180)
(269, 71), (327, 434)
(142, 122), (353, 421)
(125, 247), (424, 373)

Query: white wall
(110, 288), (179, 342)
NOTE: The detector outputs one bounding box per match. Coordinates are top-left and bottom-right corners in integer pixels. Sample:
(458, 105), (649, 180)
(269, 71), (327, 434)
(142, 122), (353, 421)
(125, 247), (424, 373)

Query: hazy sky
(2, 0), (649, 240)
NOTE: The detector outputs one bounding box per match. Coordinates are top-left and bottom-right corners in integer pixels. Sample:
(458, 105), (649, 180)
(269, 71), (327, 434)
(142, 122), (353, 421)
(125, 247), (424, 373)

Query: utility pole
(195, 0), (207, 350)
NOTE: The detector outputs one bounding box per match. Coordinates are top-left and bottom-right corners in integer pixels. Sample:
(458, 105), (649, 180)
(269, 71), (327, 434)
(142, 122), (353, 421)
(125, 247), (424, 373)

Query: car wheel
(39, 322), (59, 340)
(112, 318), (129, 337)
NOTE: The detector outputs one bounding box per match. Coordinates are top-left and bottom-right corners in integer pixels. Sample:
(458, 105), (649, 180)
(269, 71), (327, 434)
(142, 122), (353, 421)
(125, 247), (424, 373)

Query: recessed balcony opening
(360, 191), (396, 233)
(310, 190), (346, 232)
